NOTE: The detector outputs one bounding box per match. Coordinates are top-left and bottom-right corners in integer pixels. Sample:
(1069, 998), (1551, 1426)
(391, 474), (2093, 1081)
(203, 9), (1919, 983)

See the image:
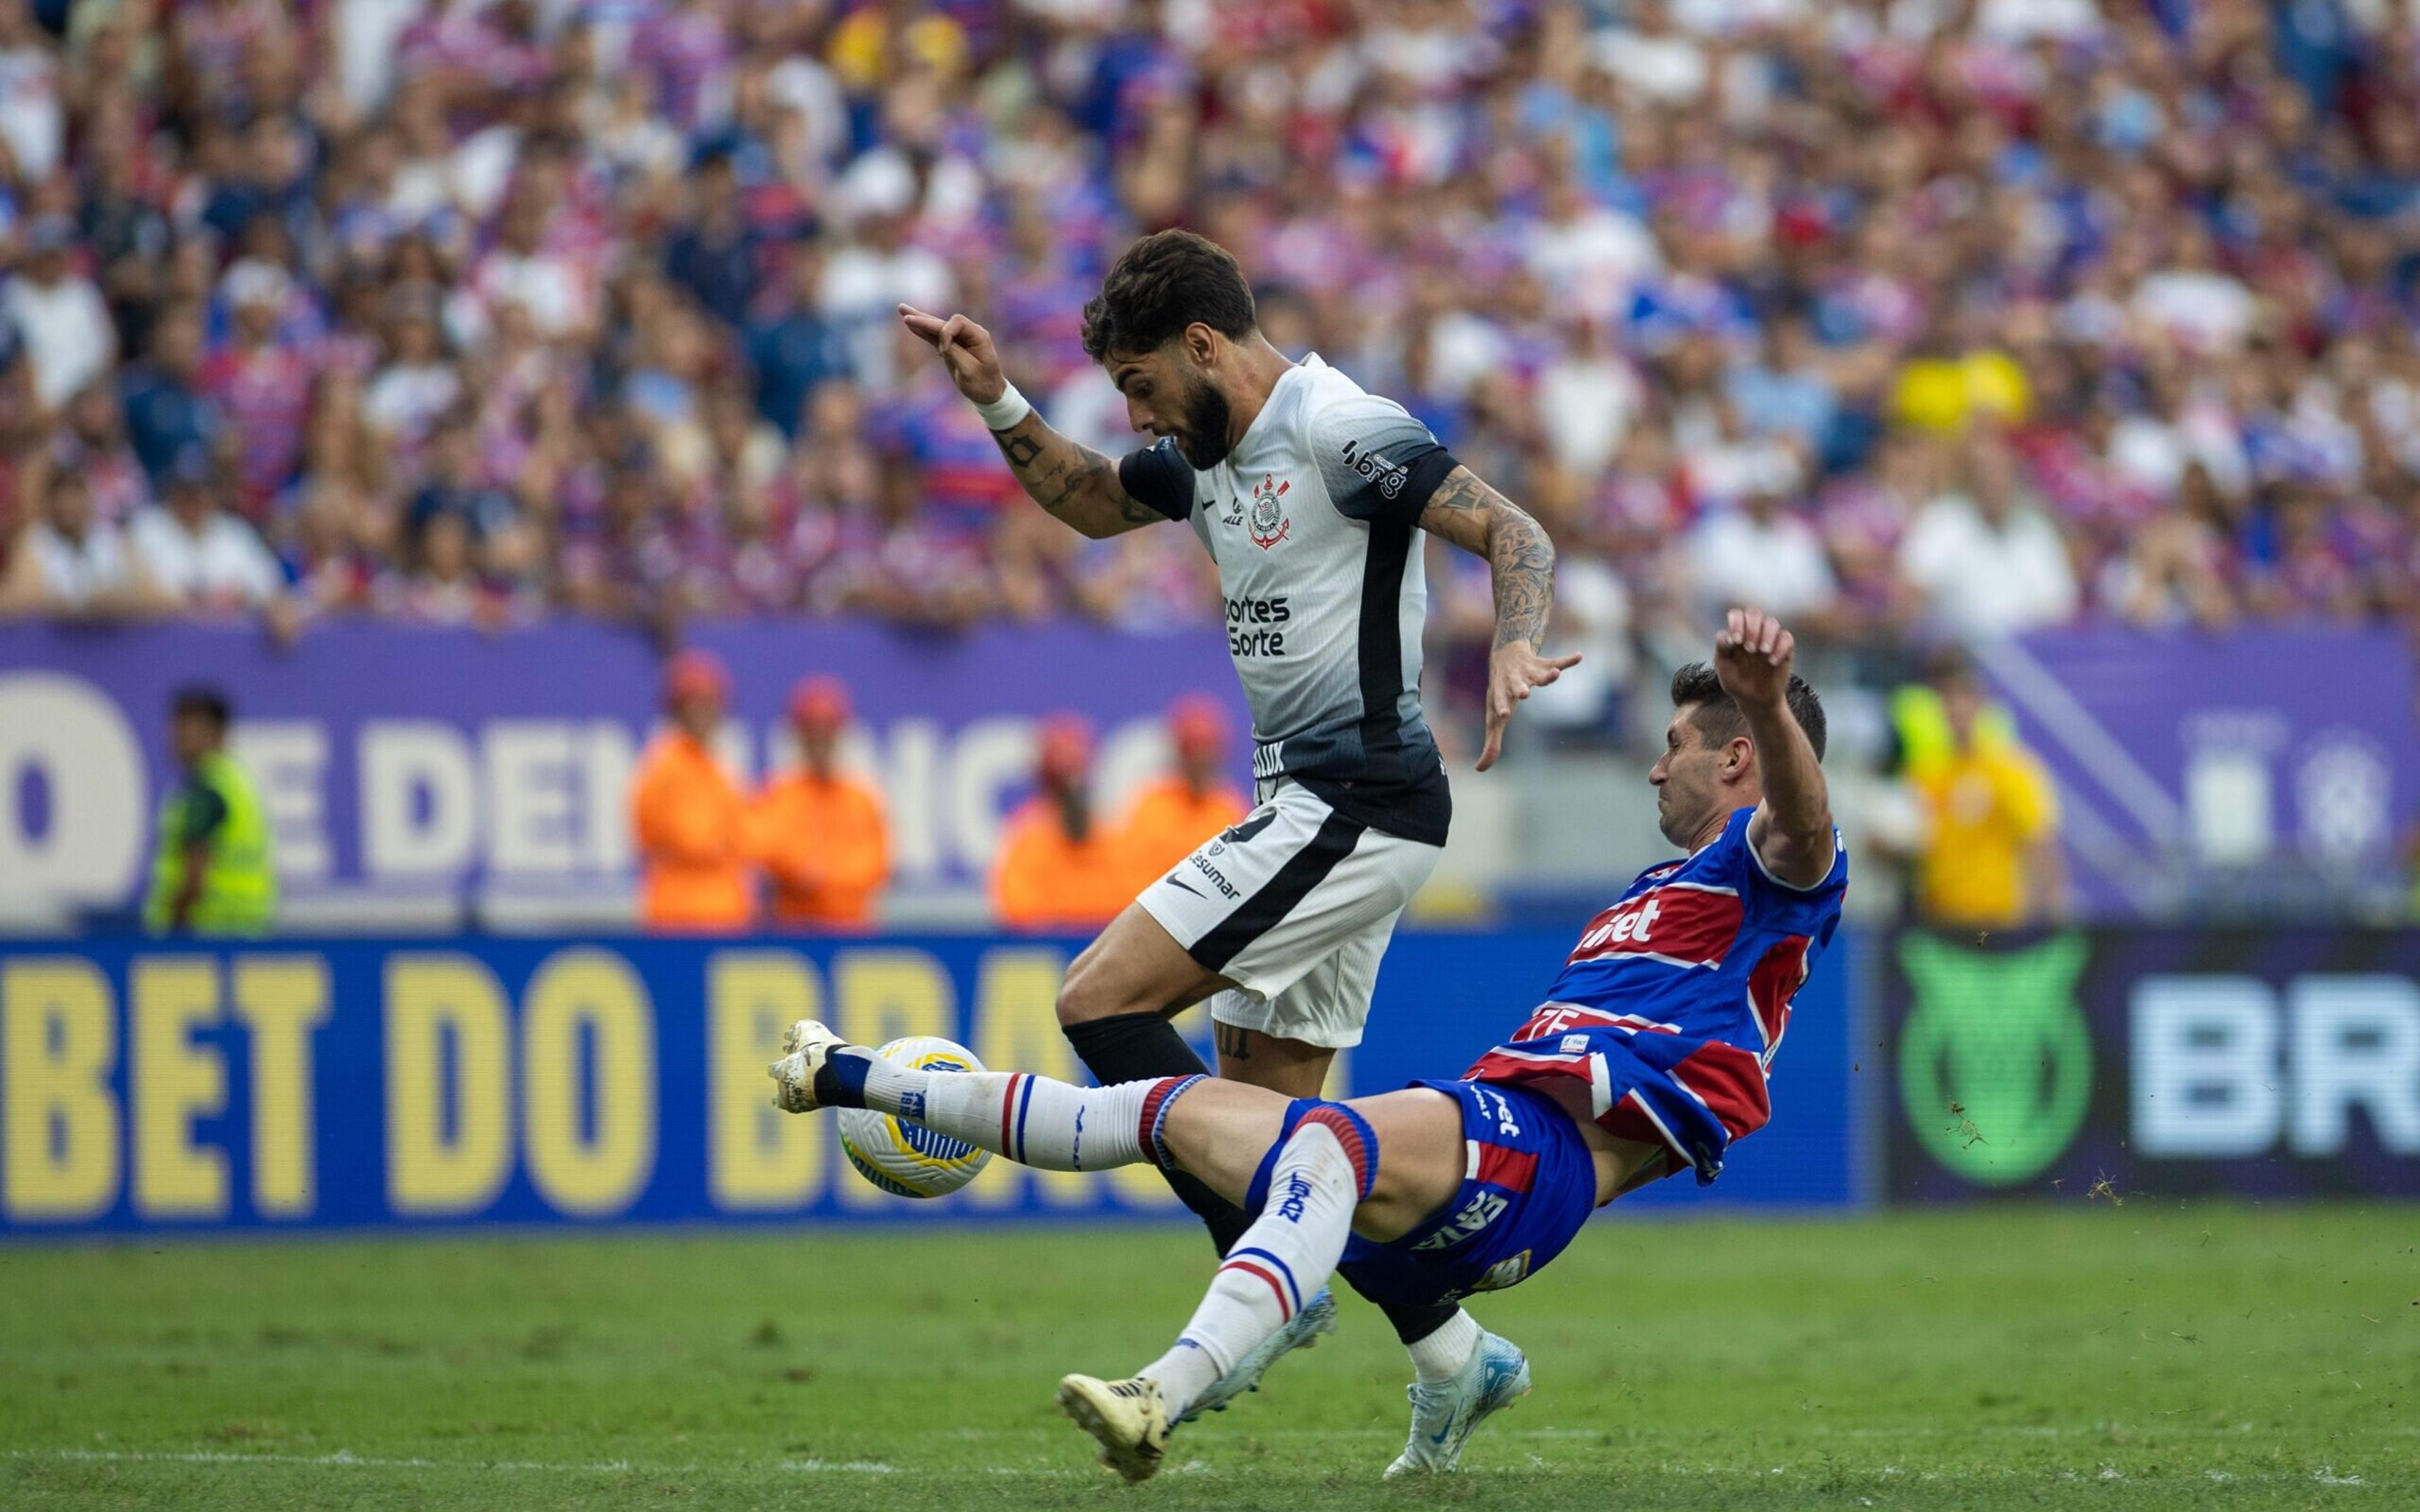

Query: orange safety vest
(630, 733), (754, 931)
(1118, 777), (1249, 896)
(752, 770), (890, 928)
(992, 798), (1132, 932)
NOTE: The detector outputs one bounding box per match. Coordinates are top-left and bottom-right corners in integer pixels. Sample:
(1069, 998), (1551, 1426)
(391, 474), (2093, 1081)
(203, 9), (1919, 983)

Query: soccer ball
(836, 1036), (994, 1199)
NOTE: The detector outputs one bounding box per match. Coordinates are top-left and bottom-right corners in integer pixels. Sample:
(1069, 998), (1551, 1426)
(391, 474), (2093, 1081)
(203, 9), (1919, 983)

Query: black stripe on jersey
(1356, 513), (1415, 764)
(1185, 812), (1366, 972)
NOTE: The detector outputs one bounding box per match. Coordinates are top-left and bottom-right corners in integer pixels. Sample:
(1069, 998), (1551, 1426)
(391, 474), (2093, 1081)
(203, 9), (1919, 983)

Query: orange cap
(662, 649), (730, 706)
(788, 675), (851, 731)
(1036, 713), (1093, 786)
(1168, 693), (1228, 761)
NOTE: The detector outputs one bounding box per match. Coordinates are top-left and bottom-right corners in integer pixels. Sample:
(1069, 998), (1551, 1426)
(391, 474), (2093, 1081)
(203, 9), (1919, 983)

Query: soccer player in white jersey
(897, 229), (1576, 1461)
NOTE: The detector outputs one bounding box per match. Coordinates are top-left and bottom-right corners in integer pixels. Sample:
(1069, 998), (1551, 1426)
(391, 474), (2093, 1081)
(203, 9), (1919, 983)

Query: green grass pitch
(1, 1205), (2413, 1509)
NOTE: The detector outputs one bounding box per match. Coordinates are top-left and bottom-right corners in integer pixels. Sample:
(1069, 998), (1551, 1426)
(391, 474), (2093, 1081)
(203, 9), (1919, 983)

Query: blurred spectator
(143, 685), (277, 936)
(1898, 434), (2080, 638)
(59, 382), (152, 525)
(120, 305), (222, 485)
(662, 149), (759, 333)
(753, 675), (889, 929)
(0, 0), (62, 185)
(0, 469), (161, 617)
(1688, 475), (1841, 629)
(993, 714), (1128, 932)
(630, 650), (751, 932)
(1893, 656), (2065, 929)
(363, 290), (460, 453)
(747, 244), (851, 440)
(8, 216), (115, 412)
(199, 262), (312, 517)
(1117, 695), (1249, 897)
(128, 453), (283, 612)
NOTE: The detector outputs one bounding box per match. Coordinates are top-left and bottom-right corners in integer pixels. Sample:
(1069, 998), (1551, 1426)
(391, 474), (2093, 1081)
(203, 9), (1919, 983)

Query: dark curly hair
(1081, 230), (1258, 363)
(1669, 662), (1828, 762)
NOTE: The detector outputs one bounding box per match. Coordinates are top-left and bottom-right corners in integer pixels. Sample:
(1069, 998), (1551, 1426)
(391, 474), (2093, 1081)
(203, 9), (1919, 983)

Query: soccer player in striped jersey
(772, 610), (1847, 1479)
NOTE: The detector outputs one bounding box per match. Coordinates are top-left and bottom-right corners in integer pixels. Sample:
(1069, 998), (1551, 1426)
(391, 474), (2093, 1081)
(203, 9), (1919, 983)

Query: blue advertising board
(0, 928), (1860, 1235)
(0, 621), (1248, 916)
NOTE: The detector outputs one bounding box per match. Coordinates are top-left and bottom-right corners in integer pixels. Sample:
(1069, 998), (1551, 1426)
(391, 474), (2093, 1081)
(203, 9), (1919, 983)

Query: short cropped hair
(1669, 662), (1827, 763)
(170, 685), (232, 730)
(1081, 230), (1257, 363)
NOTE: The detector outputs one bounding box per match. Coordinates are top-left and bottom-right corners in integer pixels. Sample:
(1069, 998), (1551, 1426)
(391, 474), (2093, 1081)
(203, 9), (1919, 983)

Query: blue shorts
(1242, 1079), (1600, 1310)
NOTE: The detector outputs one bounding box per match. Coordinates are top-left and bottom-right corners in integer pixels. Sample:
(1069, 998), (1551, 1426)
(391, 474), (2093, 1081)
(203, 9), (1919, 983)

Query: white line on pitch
(3, 1449), (900, 1475)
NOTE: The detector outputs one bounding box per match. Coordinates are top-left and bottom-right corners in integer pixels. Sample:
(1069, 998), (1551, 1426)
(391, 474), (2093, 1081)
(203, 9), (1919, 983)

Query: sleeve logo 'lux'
(1339, 438), (1410, 499)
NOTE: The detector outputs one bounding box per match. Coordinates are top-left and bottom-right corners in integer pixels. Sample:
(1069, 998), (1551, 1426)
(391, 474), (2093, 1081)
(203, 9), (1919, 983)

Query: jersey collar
(1221, 354), (1319, 470)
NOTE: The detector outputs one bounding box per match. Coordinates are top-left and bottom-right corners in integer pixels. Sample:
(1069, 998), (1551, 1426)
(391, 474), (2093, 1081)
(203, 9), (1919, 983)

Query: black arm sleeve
(1116, 438), (1196, 522)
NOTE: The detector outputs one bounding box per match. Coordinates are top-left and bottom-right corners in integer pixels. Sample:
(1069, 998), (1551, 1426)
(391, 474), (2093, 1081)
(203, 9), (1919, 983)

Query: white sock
(843, 1054), (1196, 1173)
(1139, 1119), (1363, 1419)
(1405, 1308), (1482, 1383)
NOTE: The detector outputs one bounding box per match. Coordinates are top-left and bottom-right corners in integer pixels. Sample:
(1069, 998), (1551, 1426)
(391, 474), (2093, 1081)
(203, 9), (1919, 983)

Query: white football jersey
(1119, 356), (1458, 844)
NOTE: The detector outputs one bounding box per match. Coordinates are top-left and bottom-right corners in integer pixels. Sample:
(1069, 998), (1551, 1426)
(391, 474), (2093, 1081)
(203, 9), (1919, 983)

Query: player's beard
(1172, 369), (1235, 469)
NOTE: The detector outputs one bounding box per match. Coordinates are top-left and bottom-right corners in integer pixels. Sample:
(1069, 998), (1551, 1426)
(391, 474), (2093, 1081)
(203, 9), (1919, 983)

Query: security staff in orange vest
(993, 714), (1133, 931)
(1119, 693), (1249, 896)
(753, 675), (891, 929)
(630, 650), (754, 931)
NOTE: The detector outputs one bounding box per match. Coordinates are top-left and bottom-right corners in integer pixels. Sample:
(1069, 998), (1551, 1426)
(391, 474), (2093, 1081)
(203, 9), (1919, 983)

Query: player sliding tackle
(773, 610), (1850, 1481)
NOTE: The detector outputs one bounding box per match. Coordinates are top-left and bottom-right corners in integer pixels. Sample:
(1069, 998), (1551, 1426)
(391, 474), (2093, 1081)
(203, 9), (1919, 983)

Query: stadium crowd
(0, 0), (2415, 730)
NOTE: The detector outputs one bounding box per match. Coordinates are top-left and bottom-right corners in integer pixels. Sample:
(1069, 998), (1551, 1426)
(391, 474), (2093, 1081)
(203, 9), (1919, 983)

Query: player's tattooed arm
(986, 414), (1165, 539)
(1716, 607), (1836, 889)
(1418, 467), (1557, 648)
(897, 302), (1162, 539)
(1418, 466), (1582, 770)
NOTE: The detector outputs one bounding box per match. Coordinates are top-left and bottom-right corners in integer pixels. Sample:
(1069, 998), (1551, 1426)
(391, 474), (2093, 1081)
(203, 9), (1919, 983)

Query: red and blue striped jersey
(1465, 805), (1848, 1185)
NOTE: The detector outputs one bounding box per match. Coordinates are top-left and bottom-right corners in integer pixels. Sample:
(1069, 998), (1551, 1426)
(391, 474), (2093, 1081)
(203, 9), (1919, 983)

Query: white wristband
(974, 383), (1034, 432)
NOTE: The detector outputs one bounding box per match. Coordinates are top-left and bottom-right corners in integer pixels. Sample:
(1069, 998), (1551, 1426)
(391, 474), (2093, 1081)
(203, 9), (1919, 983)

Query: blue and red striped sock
(1140, 1118), (1366, 1418)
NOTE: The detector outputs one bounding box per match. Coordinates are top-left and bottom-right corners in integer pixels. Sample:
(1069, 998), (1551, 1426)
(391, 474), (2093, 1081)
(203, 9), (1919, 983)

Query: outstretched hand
(1478, 641), (1583, 771)
(1712, 607), (1795, 709)
(898, 304), (1007, 406)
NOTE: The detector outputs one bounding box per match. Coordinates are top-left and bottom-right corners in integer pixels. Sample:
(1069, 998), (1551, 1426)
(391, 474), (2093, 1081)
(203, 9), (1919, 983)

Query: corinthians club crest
(1247, 474), (1291, 549)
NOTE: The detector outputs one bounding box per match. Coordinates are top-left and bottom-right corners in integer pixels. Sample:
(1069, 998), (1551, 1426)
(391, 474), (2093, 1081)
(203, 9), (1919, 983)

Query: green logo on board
(1897, 932), (2092, 1185)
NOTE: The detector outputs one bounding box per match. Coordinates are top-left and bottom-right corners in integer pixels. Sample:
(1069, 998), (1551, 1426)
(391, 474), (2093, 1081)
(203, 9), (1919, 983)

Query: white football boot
(1175, 1287), (1337, 1423)
(766, 1019), (849, 1113)
(1383, 1327), (1532, 1476)
(1056, 1373), (1171, 1483)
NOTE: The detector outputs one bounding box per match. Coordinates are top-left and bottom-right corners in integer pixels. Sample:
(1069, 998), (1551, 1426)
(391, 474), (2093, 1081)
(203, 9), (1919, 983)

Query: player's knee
(1054, 945), (1127, 1028)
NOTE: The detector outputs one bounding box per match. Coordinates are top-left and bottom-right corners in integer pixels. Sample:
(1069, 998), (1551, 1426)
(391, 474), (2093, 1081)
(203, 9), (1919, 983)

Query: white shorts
(1136, 777), (1443, 1050)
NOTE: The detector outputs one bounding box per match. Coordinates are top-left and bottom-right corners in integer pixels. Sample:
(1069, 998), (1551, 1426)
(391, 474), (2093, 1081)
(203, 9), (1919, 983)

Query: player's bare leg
(1213, 1021), (1334, 1096)
(1057, 902), (1230, 1029)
